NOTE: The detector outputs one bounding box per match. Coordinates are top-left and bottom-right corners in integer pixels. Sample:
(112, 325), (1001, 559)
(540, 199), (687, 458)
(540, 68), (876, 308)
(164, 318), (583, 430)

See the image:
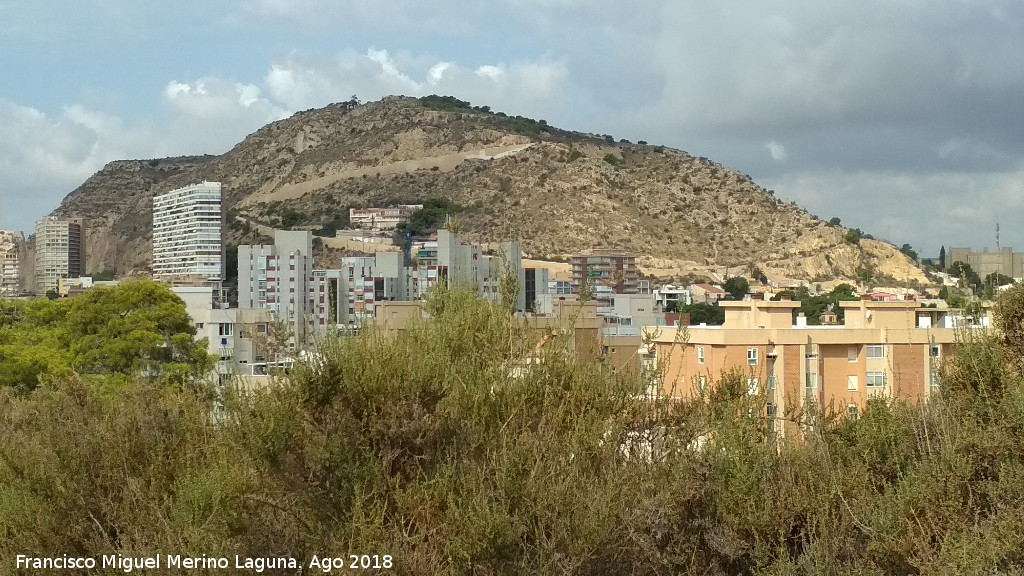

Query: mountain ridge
(50, 95), (928, 285)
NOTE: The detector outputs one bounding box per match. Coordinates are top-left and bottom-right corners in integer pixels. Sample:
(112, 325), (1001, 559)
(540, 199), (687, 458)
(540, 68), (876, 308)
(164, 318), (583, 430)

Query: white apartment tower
(34, 217), (86, 295)
(238, 230), (313, 347)
(152, 182), (223, 282)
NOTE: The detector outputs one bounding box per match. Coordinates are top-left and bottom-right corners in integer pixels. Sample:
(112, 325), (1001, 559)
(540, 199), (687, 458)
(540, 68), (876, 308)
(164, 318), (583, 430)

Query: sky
(1, 0), (1022, 257)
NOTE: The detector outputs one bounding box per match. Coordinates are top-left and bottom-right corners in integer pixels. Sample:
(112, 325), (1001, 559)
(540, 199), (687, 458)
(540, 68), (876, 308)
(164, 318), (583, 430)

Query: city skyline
(2, 2), (1023, 256)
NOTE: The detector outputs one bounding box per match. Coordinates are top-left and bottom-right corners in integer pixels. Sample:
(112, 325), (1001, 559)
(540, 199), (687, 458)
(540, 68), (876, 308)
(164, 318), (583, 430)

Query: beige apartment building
(649, 297), (959, 438)
(0, 230), (23, 297)
(948, 246), (1023, 280)
(34, 217), (86, 295)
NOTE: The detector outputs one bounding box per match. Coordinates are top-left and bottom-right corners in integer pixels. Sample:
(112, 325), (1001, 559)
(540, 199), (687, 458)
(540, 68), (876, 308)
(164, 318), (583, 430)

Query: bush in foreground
(3, 286), (1024, 573)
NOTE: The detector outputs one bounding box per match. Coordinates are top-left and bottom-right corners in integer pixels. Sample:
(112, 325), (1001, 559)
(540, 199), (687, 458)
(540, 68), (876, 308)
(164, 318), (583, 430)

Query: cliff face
(50, 96), (927, 284)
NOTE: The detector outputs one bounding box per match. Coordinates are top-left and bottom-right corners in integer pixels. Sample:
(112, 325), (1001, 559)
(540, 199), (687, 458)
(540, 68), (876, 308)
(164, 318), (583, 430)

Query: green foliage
(789, 284), (860, 324)
(566, 148), (585, 162)
(679, 302), (726, 325)
(985, 272), (1015, 300)
(9, 287), (1024, 572)
(602, 153), (620, 167)
(722, 276), (749, 301)
(0, 280), (212, 393)
(949, 260), (983, 295)
(419, 94), (473, 111)
(91, 269), (116, 281)
(844, 228), (863, 244)
(899, 243), (919, 261)
(400, 198), (463, 237)
(279, 208), (306, 228)
(828, 217), (842, 226)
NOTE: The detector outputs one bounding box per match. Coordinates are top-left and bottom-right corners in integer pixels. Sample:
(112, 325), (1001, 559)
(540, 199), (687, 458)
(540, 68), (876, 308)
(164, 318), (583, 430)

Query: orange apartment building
(649, 297), (959, 438)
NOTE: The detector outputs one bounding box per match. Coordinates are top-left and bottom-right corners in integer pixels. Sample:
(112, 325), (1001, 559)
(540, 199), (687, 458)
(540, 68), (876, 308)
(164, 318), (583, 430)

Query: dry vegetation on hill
(51, 96), (927, 284)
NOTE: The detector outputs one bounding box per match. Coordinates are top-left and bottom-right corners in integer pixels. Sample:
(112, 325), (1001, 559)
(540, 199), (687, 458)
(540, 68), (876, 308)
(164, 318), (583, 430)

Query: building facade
(152, 182), (223, 282)
(349, 205), (422, 232)
(172, 286), (275, 391)
(0, 230), (23, 297)
(947, 246), (1024, 280)
(238, 230), (313, 347)
(649, 298), (959, 439)
(33, 217), (86, 295)
(569, 250), (640, 305)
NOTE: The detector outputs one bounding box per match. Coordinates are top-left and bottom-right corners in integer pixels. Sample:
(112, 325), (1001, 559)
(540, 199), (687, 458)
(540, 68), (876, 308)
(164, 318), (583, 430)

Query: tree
(828, 217), (842, 226)
(828, 283), (859, 322)
(722, 277), (749, 301)
(844, 228), (863, 244)
(680, 302), (725, 325)
(939, 245), (946, 270)
(0, 280), (212, 393)
(748, 265), (767, 285)
(949, 261), (982, 295)
(985, 272), (1014, 288)
(983, 272), (1015, 300)
(899, 243), (918, 262)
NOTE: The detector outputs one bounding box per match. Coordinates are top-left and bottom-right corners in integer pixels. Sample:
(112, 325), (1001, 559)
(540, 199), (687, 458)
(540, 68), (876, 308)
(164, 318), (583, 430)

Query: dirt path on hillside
(241, 143), (534, 207)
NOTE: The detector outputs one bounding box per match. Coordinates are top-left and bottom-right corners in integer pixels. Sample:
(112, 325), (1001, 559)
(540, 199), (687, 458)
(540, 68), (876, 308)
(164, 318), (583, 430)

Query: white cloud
(765, 140), (788, 161)
(0, 98), (157, 229)
(161, 77), (289, 153)
(427, 62), (451, 85)
(263, 49), (568, 118)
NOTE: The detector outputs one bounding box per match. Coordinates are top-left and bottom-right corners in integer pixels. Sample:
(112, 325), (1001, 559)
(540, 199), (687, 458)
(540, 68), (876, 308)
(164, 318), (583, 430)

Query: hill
(51, 96), (928, 285)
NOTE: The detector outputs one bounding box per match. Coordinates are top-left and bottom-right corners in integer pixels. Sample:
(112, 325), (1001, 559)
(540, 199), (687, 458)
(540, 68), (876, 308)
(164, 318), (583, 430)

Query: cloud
(263, 49), (569, 118)
(765, 140), (787, 161)
(162, 77), (289, 154)
(761, 166), (1024, 256)
(0, 99), (155, 229)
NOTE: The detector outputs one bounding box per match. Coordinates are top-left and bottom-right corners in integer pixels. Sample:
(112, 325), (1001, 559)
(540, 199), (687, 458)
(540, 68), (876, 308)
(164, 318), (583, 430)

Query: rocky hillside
(51, 96), (927, 284)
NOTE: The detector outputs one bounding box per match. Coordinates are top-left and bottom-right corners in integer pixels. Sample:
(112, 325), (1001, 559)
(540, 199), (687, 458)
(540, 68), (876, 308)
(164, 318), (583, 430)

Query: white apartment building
(653, 284), (692, 310)
(172, 286), (274, 391)
(340, 252), (412, 326)
(0, 230), (23, 297)
(349, 205), (422, 232)
(238, 230), (313, 347)
(34, 217), (86, 295)
(152, 182), (223, 282)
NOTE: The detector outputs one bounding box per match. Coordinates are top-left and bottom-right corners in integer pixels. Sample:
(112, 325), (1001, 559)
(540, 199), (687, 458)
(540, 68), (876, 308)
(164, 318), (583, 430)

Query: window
(766, 403), (776, 418)
(865, 345), (884, 359)
(866, 371), (886, 388)
(747, 348), (758, 366)
(698, 376), (707, 393)
(767, 374), (777, 391)
(930, 344), (941, 358)
(847, 375), (858, 391)
(848, 404), (859, 421)
(747, 378), (759, 395)
(848, 346), (858, 362)
(218, 323), (233, 336)
(697, 346), (705, 364)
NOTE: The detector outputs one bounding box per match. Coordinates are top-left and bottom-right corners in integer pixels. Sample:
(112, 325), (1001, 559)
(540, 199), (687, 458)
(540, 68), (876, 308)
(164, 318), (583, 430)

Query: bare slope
(50, 96), (927, 284)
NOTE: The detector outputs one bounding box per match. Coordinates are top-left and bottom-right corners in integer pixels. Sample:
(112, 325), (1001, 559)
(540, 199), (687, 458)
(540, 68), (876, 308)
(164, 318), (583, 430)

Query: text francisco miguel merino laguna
(16, 553), (394, 572)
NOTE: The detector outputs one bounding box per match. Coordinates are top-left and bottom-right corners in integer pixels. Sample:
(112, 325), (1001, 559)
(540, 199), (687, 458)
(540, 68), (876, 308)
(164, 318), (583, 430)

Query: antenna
(996, 222), (1000, 250)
